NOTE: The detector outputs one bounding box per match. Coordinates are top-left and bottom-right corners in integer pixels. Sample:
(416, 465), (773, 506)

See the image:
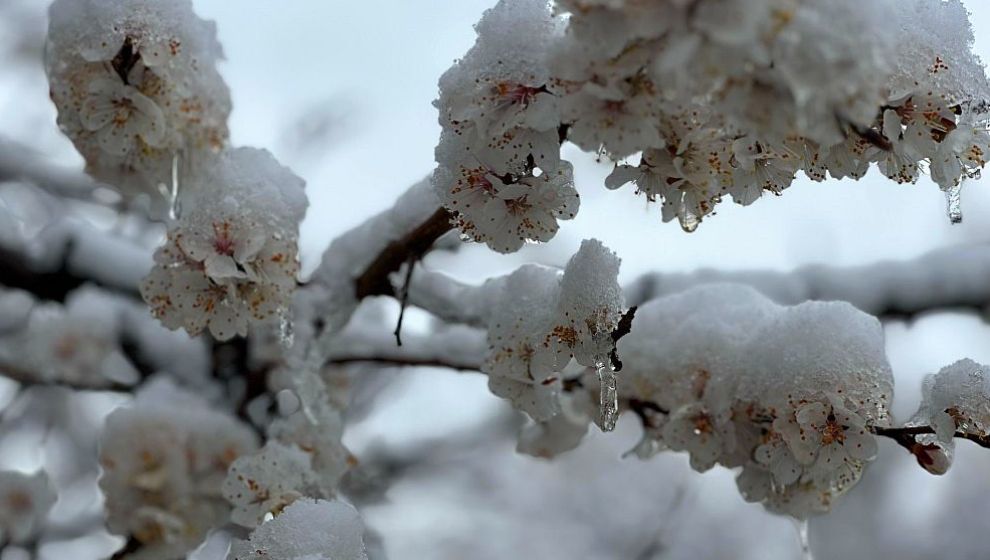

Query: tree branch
(0, 244), (85, 303)
(0, 222), (149, 302)
(873, 425), (990, 450)
(355, 208), (452, 299)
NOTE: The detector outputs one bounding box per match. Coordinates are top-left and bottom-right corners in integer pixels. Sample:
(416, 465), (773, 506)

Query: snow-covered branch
(0, 220), (151, 300)
(0, 137), (109, 203)
(624, 244), (990, 320)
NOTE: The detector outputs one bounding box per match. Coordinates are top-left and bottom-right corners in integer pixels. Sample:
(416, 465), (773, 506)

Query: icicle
(278, 306), (295, 349)
(945, 183), (962, 224)
(794, 519), (814, 560)
(169, 151), (183, 220)
(596, 357), (619, 432)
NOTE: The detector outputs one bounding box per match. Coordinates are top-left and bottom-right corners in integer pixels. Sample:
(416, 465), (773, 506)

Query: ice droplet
(679, 210), (700, 233)
(945, 183), (962, 224)
(596, 357), (619, 432)
(278, 307), (295, 349)
(276, 389), (301, 416)
(794, 519), (814, 560)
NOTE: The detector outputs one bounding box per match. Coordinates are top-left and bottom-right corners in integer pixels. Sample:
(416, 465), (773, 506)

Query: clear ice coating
(945, 183), (963, 224)
(597, 358), (619, 432)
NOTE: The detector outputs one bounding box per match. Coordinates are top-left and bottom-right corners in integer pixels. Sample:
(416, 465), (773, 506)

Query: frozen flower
(730, 137), (799, 206)
(485, 265), (566, 420)
(550, 239), (624, 368)
(222, 442), (318, 528)
(930, 125), (990, 189)
(753, 431), (803, 488)
(517, 391), (593, 458)
(774, 397), (877, 492)
(439, 159), (579, 254)
(0, 470), (56, 546)
(662, 403), (732, 472)
(823, 135), (876, 180)
(561, 86), (663, 159)
(80, 76), (167, 157)
(910, 359), (990, 449)
(457, 81), (560, 139)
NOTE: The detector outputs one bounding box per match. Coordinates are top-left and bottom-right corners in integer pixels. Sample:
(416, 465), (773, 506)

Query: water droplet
(945, 183), (962, 224)
(278, 307), (295, 349)
(596, 357), (619, 432)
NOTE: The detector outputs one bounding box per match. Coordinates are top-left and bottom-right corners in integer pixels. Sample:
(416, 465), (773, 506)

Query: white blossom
(0, 470), (56, 546)
(222, 441), (319, 528)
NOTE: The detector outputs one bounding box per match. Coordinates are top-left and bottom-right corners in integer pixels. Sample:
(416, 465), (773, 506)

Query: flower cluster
(617, 284), (893, 518)
(0, 470), (56, 546)
(140, 148), (307, 341)
(434, 0), (990, 242)
(229, 498), (368, 560)
(46, 0), (230, 214)
(432, 0), (577, 253)
(485, 239), (623, 422)
(99, 379), (258, 559)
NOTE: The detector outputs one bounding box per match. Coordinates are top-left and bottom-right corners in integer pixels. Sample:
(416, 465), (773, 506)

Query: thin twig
(393, 258), (416, 347)
(609, 306), (638, 371)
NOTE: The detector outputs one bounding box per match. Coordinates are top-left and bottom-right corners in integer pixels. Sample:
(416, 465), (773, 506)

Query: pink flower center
(496, 82), (544, 107)
(212, 221), (236, 256)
